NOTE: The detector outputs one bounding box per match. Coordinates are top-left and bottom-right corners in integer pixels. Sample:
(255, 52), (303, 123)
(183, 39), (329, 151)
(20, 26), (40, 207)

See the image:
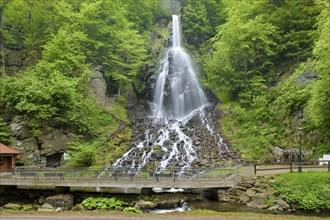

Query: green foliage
(0, 117), (10, 144)
(220, 104), (275, 163)
(204, 0), (277, 100)
(82, 197), (128, 210)
(269, 0), (320, 61)
(273, 172), (330, 211)
(266, 198), (276, 207)
(181, 2), (211, 46)
(305, 1), (330, 154)
(123, 207), (143, 213)
(66, 142), (97, 167)
(201, 0), (328, 160)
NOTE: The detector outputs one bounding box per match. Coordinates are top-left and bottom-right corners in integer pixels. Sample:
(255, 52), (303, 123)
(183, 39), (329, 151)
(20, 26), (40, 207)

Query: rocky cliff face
(9, 116), (75, 166)
(88, 66), (107, 105)
(9, 66), (108, 166)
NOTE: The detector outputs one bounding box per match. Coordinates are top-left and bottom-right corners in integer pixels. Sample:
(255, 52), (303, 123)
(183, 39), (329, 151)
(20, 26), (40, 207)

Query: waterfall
(108, 15), (234, 174)
(152, 15), (208, 120)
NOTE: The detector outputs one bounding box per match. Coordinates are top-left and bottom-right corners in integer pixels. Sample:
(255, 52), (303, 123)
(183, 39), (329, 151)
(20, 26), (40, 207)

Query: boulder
(22, 204), (37, 211)
(247, 199), (268, 209)
(88, 65), (107, 104)
(276, 199), (290, 210)
(239, 194), (251, 204)
(246, 189), (256, 198)
(4, 203), (22, 210)
(71, 204), (85, 211)
(268, 204), (280, 211)
(54, 207), (63, 212)
(134, 200), (158, 210)
(158, 198), (182, 209)
(45, 194), (73, 211)
(38, 203), (54, 212)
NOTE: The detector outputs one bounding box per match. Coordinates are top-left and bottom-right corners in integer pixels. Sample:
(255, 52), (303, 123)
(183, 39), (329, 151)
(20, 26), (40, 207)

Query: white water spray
(109, 15), (233, 174)
(152, 15), (207, 120)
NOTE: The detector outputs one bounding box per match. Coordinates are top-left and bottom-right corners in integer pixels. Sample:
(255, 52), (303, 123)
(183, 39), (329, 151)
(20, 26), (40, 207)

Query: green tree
(76, 0), (147, 96)
(0, 0), (13, 76)
(306, 0), (330, 154)
(269, 0), (320, 62)
(205, 0), (276, 102)
(182, 2), (211, 46)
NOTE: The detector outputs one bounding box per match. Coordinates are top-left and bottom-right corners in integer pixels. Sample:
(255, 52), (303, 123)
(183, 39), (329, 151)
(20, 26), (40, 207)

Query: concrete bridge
(0, 166), (241, 193)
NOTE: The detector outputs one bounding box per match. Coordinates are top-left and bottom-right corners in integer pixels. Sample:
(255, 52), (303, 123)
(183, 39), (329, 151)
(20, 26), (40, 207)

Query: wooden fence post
(254, 163), (257, 175)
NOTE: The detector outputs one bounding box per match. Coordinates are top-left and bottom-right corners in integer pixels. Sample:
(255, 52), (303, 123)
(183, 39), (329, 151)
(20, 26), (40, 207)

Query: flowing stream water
(109, 15), (233, 174)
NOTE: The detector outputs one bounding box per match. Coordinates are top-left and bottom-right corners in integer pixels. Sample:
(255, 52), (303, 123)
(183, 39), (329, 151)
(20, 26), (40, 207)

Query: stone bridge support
(141, 188), (153, 196)
(55, 186), (70, 193)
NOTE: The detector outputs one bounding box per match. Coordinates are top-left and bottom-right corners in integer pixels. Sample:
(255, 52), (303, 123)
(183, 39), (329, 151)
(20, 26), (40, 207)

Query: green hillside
(0, 0), (329, 166)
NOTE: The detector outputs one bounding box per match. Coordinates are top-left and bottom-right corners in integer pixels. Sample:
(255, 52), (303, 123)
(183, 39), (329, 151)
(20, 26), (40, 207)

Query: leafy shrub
(123, 207), (143, 213)
(266, 199), (276, 207)
(82, 197), (127, 210)
(273, 172), (330, 211)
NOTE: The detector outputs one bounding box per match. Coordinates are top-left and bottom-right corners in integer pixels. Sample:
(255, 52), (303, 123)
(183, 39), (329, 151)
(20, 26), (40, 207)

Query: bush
(273, 172), (330, 211)
(82, 197), (128, 210)
(123, 207), (143, 213)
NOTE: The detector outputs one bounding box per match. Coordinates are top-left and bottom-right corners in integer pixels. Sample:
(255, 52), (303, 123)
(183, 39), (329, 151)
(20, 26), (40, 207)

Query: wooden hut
(0, 143), (21, 171)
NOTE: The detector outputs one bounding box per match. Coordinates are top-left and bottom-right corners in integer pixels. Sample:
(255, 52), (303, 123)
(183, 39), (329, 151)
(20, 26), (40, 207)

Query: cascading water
(152, 15), (208, 120)
(107, 15), (235, 175)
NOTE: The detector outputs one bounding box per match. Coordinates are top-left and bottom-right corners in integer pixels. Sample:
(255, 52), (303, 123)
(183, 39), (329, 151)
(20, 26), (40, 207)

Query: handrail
(9, 165), (244, 182)
(253, 160), (330, 175)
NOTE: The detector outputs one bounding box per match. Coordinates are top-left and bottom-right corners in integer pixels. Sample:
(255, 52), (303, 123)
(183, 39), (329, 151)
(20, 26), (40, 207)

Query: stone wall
(213, 176), (293, 213)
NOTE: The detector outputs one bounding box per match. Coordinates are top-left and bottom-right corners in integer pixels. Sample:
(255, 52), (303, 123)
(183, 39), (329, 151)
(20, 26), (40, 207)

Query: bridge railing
(253, 160), (330, 175)
(9, 165), (246, 182)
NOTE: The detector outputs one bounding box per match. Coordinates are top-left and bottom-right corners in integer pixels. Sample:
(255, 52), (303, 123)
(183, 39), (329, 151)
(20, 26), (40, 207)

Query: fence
(9, 165), (244, 182)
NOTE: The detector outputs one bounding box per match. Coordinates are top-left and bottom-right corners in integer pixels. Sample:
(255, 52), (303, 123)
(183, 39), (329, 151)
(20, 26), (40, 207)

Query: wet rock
(134, 200), (158, 210)
(158, 198), (182, 209)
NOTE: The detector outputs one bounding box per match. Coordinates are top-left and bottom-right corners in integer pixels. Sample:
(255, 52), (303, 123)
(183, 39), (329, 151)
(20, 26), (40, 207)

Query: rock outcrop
(9, 116), (74, 166)
(88, 65), (107, 105)
(212, 176), (294, 213)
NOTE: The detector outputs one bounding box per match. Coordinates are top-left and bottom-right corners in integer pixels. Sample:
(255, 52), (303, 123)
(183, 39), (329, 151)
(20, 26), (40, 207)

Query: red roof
(0, 143), (21, 155)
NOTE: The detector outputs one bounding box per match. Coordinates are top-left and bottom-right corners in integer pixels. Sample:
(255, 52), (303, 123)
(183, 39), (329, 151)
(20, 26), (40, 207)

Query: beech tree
(205, 0), (276, 102)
